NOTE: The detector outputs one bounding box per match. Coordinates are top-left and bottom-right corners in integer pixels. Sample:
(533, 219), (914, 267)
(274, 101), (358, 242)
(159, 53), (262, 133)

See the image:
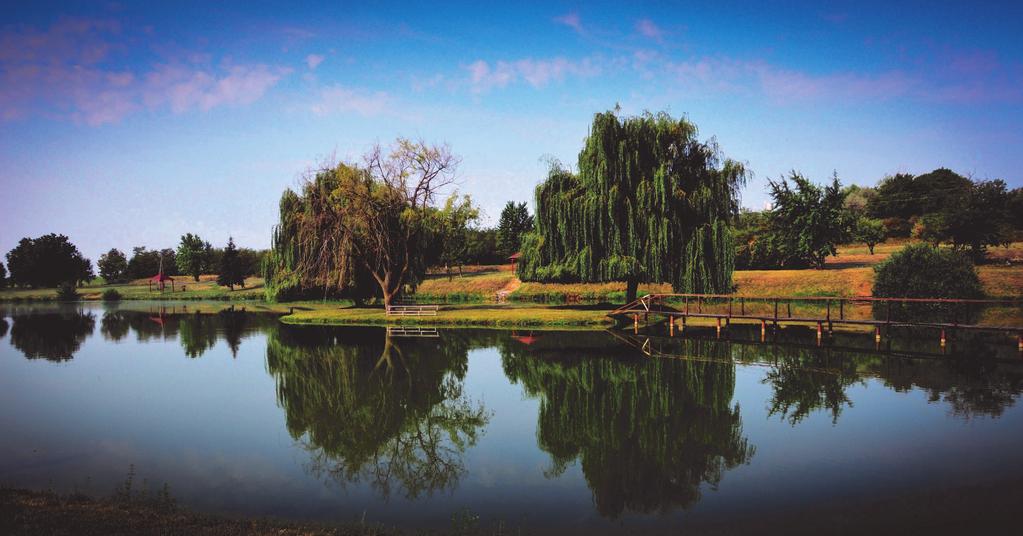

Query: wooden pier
(609, 293), (1023, 351)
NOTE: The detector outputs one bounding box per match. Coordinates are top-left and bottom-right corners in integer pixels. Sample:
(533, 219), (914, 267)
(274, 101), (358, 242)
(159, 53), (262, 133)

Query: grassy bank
(2, 241), (1019, 328)
(0, 487), (395, 536)
(282, 303), (614, 328)
(0, 275), (265, 302)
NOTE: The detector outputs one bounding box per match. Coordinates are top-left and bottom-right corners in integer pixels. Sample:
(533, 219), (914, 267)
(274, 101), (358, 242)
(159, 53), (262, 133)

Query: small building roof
(151, 273), (174, 282)
(508, 252), (522, 261)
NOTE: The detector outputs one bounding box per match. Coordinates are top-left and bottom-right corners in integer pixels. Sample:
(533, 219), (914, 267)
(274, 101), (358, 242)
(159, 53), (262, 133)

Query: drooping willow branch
(263, 139), (459, 304)
(519, 110), (748, 300)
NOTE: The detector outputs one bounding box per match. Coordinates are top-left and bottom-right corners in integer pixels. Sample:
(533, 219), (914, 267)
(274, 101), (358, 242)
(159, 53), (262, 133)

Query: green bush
(872, 243), (983, 322)
(56, 282), (79, 302)
(102, 288), (123, 302)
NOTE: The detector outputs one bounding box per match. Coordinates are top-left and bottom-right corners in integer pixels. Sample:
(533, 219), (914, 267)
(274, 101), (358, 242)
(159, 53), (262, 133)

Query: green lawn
(282, 303), (616, 328)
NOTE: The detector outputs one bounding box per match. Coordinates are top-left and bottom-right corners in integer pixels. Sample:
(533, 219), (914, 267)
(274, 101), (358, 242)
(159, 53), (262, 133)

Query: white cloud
(305, 54), (325, 70)
(311, 84), (391, 116)
(553, 12), (584, 34)
(636, 19), (664, 41)
(466, 57), (601, 93)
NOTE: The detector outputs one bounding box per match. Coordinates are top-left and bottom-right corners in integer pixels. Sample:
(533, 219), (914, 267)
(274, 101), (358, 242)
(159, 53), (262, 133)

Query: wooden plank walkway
(609, 293), (1023, 351)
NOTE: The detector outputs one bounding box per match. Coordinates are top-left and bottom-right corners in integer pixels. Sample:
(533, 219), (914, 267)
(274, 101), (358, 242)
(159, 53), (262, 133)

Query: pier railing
(609, 293), (1022, 349)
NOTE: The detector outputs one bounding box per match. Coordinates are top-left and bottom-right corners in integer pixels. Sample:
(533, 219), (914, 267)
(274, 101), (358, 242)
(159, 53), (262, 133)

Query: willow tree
(263, 139), (458, 305)
(519, 110), (747, 302)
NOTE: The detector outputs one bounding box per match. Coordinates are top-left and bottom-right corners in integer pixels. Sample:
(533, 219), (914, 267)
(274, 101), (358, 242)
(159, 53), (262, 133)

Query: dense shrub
(872, 243), (983, 322)
(102, 289), (123, 302)
(56, 282), (79, 302)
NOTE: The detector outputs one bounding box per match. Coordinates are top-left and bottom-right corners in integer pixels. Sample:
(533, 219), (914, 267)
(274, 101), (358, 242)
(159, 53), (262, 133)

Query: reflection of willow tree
(9, 309), (96, 361)
(501, 332), (753, 518)
(265, 326), (490, 499)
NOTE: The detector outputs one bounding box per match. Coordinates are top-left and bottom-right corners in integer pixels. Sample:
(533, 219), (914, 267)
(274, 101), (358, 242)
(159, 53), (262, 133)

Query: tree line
(1, 232), (267, 291)
(735, 167), (1021, 269)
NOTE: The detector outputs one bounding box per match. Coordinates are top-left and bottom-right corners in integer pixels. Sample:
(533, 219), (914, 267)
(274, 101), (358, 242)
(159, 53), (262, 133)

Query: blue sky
(1, 1), (1021, 262)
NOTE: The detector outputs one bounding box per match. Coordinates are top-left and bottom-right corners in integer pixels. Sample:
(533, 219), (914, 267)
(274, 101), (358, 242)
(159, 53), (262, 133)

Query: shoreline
(0, 487), (396, 536)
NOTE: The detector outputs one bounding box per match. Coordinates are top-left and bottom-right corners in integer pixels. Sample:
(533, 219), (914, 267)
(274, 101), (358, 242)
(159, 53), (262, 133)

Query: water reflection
(620, 325), (1023, 423)
(8, 308), (96, 361)
(3, 305), (1023, 527)
(1, 306), (273, 360)
(501, 332), (754, 518)
(265, 325), (492, 499)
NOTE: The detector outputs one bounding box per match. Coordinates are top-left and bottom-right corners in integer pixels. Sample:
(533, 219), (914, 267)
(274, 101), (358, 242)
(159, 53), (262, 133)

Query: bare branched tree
(268, 138), (460, 305)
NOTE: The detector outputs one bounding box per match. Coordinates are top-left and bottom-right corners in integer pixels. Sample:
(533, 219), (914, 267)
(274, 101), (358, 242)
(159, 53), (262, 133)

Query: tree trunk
(868, 244), (875, 255)
(626, 278), (639, 303)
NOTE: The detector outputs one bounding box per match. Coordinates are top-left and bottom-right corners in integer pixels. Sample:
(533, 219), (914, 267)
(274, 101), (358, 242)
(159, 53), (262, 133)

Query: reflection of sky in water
(1, 303), (1022, 534)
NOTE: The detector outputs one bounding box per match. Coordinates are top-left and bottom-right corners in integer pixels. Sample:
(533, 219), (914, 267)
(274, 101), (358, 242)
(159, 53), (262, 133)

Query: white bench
(385, 304), (439, 316)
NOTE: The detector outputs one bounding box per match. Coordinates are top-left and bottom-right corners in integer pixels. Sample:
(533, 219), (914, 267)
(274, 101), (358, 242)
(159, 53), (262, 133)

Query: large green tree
(5, 234), (93, 288)
(97, 248), (129, 283)
(519, 110), (748, 302)
(766, 172), (848, 269)
(496, 201), (533, 257)
(263, 139), (459, 305)
(176, 233), (212, 282)
(0, 261), (6, 289)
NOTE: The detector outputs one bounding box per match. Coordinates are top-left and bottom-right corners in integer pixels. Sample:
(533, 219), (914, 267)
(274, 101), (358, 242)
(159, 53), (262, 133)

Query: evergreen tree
(496, 201), (534, 257)
(176, 233), (211, 282)
(217, 237), (246, 290)
(97, 248), (129, 283)
(519, 110), (747, 302)
(0, 261), (6, 289)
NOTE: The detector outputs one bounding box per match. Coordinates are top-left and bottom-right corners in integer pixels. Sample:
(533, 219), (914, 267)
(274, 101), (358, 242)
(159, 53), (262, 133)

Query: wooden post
(633, 314), (639, 333)
(875, 326), (881, 343)
(669, 317), (674, 337)
(774, 299), (778, 322)
(716, 317), (721, 338)
(728, 298), (732, 318)
(760, 320), (766, 341)
(787, 301), (791, 318)
(681, 315), (686, 332)
(839, 300), (844, 320)
(817, 321), (823, 346)
(940, 329), (946, 349)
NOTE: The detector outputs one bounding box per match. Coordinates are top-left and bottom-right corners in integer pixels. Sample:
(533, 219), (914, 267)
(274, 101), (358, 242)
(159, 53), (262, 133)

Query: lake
(1, 302), (1022, 534)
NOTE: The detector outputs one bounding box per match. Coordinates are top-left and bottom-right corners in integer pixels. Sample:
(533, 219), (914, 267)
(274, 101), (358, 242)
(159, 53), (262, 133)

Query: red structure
(148, 257), (175, 291)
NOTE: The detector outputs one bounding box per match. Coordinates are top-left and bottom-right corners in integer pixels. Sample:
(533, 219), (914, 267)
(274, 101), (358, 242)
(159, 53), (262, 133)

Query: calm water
(1, 302), (1022, 534)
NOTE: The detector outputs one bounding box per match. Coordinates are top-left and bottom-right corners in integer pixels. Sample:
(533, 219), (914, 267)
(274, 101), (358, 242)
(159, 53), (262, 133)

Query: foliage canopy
(5, 234), (93, 288)
(518, 110), (748, 301)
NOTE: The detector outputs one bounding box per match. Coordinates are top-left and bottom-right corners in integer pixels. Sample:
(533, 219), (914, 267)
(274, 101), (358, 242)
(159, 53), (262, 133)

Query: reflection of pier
(607, 327), (1023, 369)
(386, 326), (440, 338)
(610, 293), (1022, 351)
